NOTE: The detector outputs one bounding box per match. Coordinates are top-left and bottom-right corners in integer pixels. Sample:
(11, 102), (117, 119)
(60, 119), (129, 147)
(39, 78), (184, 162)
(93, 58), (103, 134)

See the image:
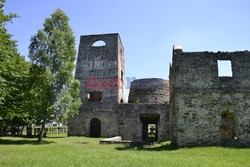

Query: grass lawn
(0, 134), (249, 167)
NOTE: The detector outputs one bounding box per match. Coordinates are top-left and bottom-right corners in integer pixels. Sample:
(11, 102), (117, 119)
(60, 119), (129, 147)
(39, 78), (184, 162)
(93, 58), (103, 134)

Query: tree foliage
(0, 0), (30, 135)
(28, 9), (81, 142)
(0, 2), (81, 139)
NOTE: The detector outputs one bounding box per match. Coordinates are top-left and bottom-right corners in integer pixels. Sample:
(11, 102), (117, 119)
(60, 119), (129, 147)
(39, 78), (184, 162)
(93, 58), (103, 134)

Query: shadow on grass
(186, 144), (250, 149)
(0, 138), (55, 145)
(116, 142), (178, 151)
(46, 136), (67, 139)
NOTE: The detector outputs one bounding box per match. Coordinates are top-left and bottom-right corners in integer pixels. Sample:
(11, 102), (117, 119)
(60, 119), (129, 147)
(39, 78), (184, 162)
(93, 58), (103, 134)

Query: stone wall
(118, 104), (170, 142)
(68, 105), (119, 137)
(170, 46), (250, 147)
(68, 103), (170, 142)
(174, 91), (250, 146)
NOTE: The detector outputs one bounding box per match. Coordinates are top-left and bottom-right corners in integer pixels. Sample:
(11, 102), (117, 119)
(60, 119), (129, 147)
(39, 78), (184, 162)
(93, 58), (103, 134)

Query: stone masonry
(128, 78), (169, 104)
(68, 33), (250, 147)
(68, 33), (170, 142)
(170, 45), (250, 147)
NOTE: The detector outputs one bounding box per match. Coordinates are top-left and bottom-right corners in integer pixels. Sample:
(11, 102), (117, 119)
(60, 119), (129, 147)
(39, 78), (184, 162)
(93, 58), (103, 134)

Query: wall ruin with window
(170, 47), (250, 147)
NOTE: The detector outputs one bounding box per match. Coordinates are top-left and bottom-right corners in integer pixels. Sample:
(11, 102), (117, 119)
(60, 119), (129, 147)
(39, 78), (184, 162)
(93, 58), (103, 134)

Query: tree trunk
(17, 125), (20, 136)
(11, 123), (15, 136)
(20, 126), (24, 136)
(2, 124), (7, 136)
(26, 124), (32, 137)
(38, 121), (45, 143)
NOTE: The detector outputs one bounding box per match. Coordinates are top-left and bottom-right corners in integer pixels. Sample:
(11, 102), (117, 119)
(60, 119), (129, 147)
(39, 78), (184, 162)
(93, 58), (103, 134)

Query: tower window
(217, 60), (232, 77)
(92, 40), (106, 47)
(87, 92), (102, 101)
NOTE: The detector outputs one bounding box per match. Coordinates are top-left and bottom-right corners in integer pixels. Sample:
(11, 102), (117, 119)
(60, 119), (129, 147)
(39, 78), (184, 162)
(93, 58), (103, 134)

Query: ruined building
(170, 46), (250, 147)
(68, 33), (250, 147)
(68, 33), (170, 142)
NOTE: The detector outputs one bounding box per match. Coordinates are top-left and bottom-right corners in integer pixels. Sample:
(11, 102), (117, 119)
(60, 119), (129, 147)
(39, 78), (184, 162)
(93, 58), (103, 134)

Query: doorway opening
(90, 118), (101, 137)
(219, 111), (237, 141)
(140, 114), (159, 143)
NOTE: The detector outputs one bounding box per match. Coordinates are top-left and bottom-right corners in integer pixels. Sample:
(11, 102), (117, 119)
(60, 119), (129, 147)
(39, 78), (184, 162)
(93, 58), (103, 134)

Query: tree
(0, 0), (17, 111)
(0, 0), (30, 135)
(29, 9), (82, 143)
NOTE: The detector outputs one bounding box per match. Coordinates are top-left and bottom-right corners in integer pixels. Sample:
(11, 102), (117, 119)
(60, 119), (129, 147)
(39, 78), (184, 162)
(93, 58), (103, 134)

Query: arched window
(92, 40), (106, 47)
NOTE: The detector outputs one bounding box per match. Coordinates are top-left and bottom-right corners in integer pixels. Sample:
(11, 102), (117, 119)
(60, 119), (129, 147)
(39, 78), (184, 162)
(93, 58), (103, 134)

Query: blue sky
(5, 0), (250, 81)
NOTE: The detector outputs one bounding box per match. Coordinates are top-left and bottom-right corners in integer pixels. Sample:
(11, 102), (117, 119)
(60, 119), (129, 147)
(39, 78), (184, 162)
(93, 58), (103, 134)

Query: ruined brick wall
(128, 78), (169, 104)
(170, 46), (250, 147)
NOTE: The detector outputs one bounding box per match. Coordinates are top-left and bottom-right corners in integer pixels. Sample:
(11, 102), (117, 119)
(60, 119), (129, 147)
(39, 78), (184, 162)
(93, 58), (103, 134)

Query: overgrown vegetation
(0, 135), (249, 167)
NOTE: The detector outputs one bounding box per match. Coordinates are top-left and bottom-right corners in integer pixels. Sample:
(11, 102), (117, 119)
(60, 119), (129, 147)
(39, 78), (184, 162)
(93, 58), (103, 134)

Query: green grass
(0, 134), (249, 167)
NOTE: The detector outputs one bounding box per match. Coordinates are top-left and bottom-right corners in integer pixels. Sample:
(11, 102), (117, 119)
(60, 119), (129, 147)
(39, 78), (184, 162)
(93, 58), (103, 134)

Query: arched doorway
(90, 118), (101, 137)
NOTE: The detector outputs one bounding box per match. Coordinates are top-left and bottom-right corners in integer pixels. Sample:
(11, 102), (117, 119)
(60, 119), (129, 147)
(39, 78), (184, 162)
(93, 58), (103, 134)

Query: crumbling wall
(68, 105), (119, 137)
(170, 46), (250, 147)
(174, 92), (250, 146)
(118, 104), (170, 142)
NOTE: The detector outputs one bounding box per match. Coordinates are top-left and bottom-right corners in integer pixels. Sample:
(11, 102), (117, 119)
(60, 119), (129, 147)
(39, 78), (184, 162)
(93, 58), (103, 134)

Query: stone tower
(75, 33), (125, 104)
(68, 33), (125, 137)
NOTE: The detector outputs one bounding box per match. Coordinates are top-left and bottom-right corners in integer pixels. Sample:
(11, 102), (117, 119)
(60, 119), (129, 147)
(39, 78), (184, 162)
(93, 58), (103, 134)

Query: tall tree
(29, 9), (81, 143)
(0, 0), (30, 135)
